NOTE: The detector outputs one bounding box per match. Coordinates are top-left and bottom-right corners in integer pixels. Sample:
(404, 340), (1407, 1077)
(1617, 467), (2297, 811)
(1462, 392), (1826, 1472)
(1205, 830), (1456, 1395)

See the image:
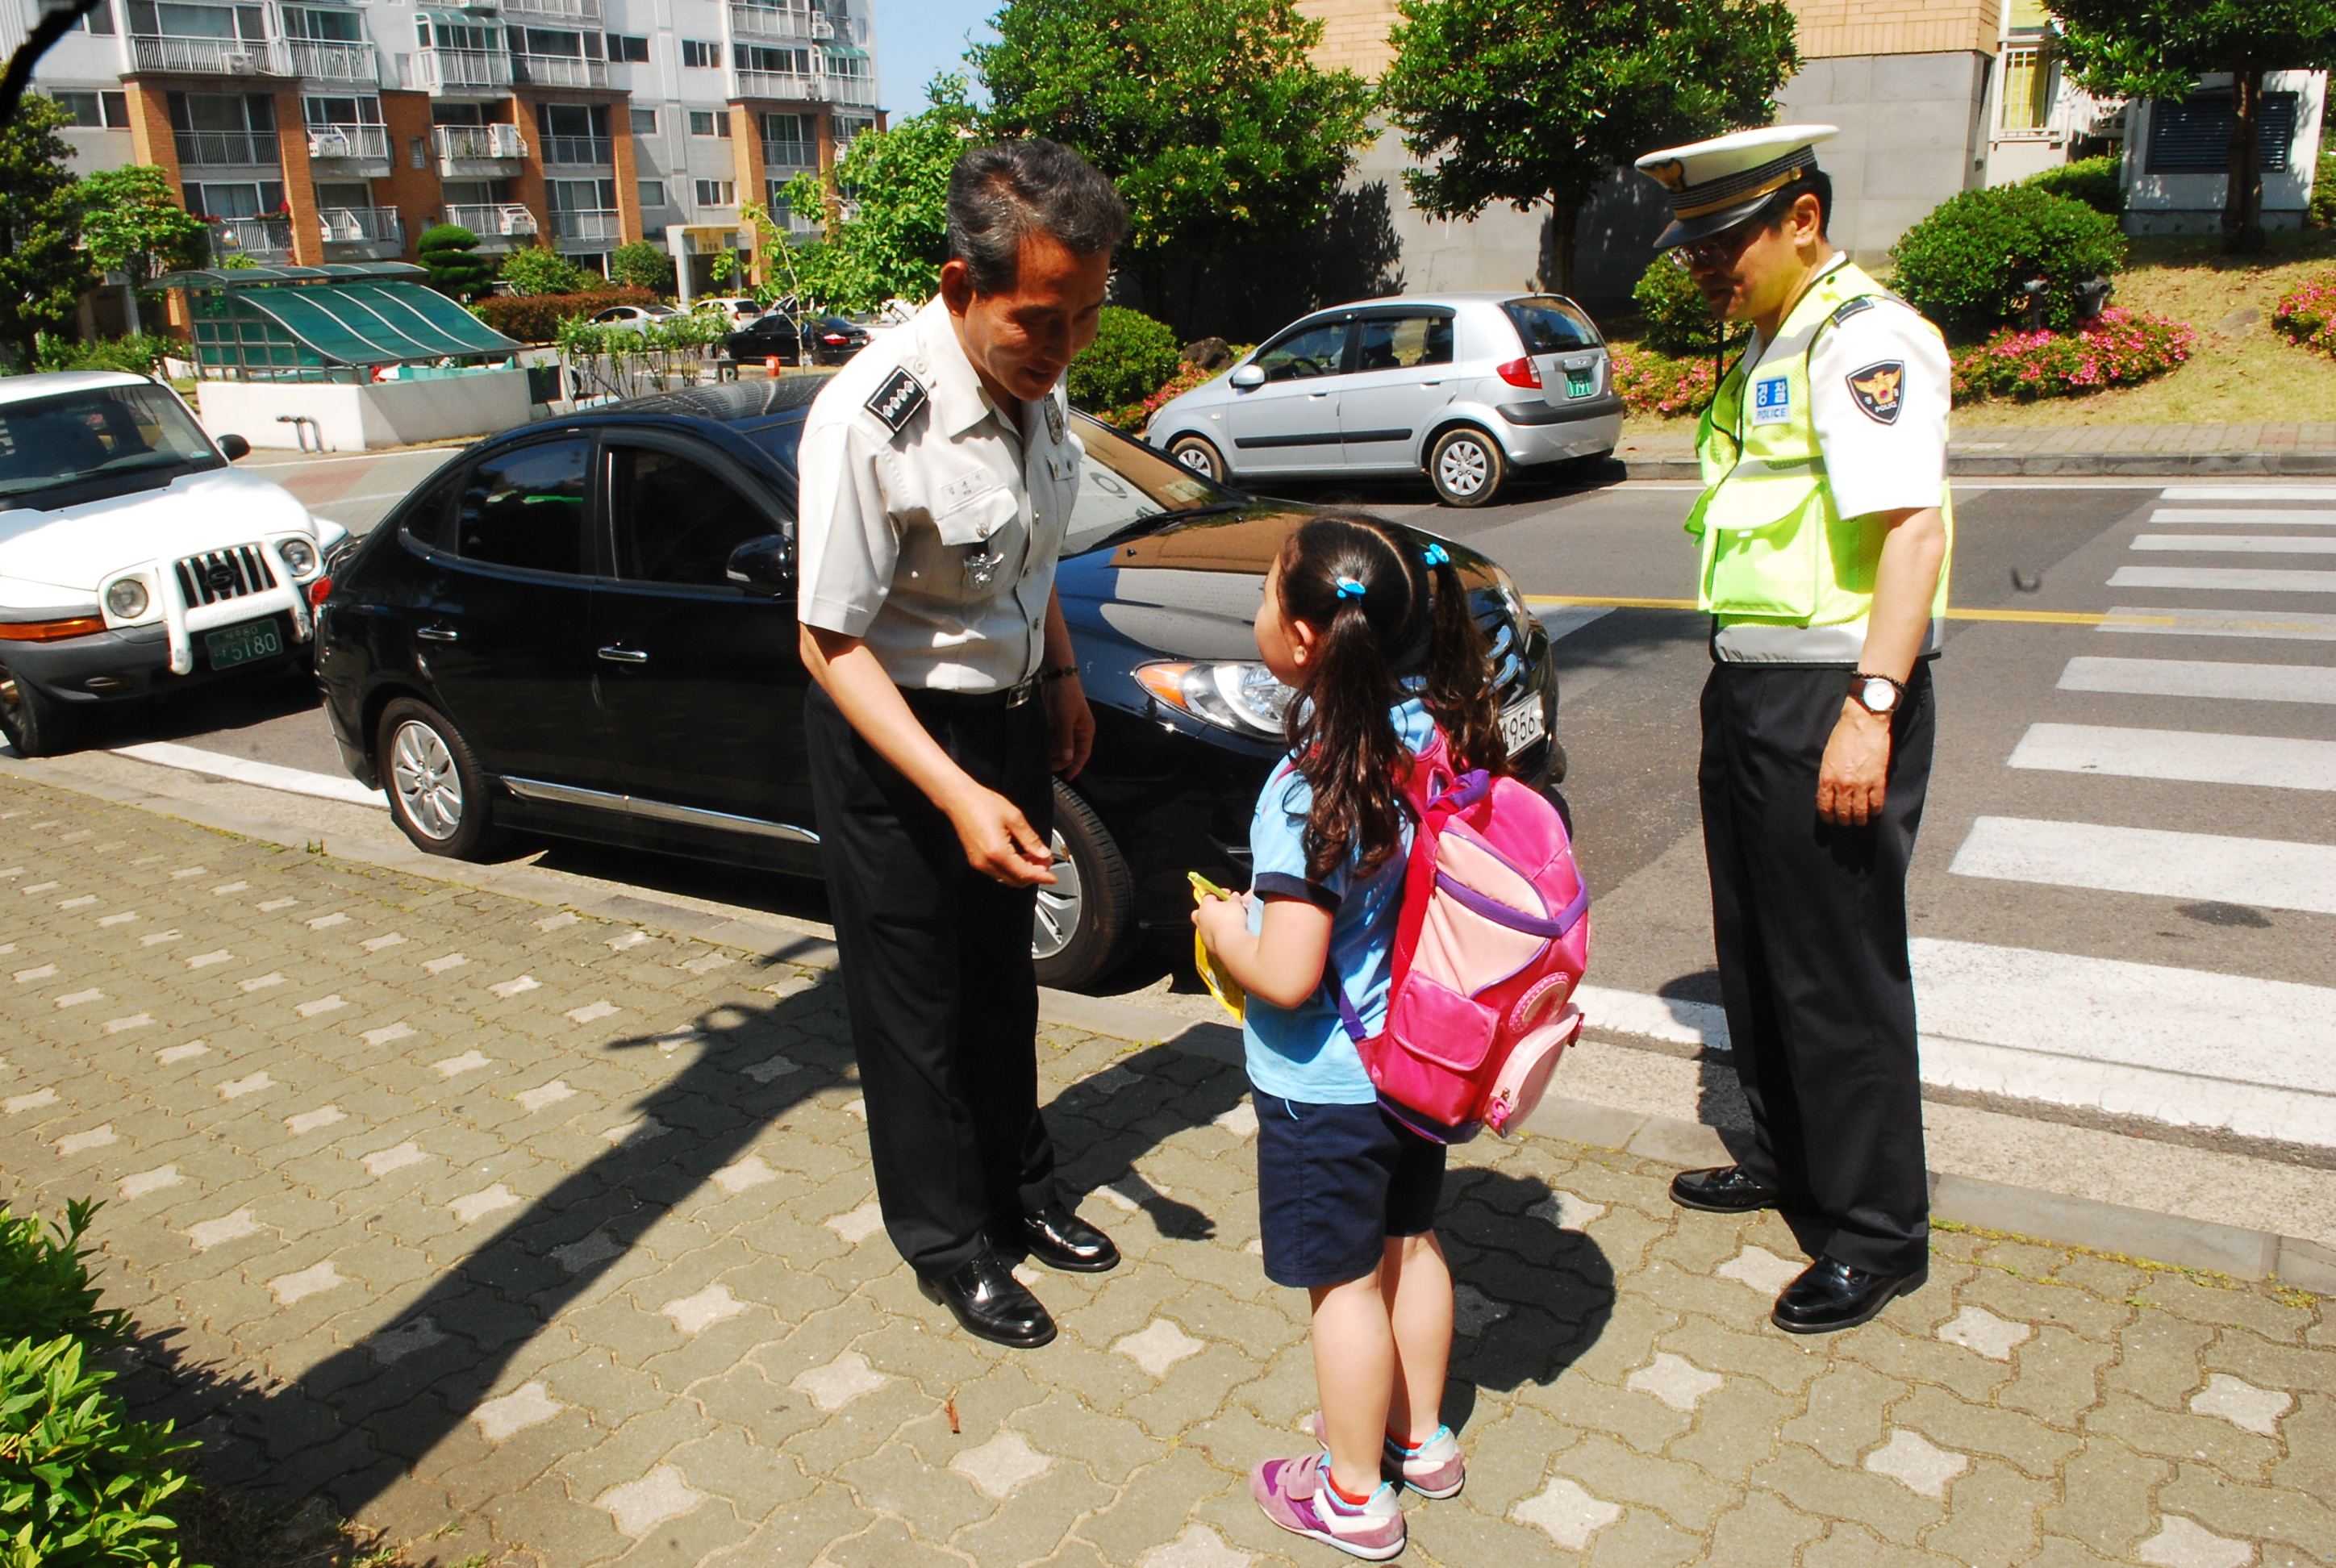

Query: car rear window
(1503, 298), (1602, 353)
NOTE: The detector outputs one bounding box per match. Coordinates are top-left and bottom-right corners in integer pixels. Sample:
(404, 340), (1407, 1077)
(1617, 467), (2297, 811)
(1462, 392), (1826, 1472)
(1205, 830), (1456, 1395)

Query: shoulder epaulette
(1830, 297), (1876, 326)
(864, 366), (928, 433)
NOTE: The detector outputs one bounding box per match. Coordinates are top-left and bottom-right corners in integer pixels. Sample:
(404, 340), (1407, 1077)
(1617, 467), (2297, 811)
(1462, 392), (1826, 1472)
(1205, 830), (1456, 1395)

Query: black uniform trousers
(1699, 660), (1934, 1277)
(805, 682), (1060, 1278)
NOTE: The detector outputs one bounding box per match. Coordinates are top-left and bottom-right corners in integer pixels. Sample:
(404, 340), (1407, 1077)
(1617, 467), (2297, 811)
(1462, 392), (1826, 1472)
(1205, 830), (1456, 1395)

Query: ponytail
(1416, 539), (1509, 779)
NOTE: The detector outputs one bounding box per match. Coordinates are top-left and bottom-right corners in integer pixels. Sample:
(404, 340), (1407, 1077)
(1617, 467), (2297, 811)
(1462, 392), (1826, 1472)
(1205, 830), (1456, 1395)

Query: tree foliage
(974, 0), (1375, 275)
(1379, 0), (1802, 294)
(1888, 184), (2126, 340)
(0, 95), (94, 364)
(610, 239), (676, 293)
(416, 223), (496, 300)
(77, 165), (208, 298)
(1066, 306), (1180, 412)
(499, 240), (596, 297)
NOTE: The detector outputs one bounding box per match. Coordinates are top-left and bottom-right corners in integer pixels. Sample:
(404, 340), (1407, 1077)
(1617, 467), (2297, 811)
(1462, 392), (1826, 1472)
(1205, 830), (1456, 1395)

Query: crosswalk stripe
(2100, 607), (2336, 640)
(2150, 508), (2336, 524)
(1948, 815), (2336, 915)
(2059, 656), (2336, 705)
(2006, 723), (2336, 791)
(2132, 535), (2336, 554)
(2109, 566), (2336, 593)
(2159, 486), (2336, 501)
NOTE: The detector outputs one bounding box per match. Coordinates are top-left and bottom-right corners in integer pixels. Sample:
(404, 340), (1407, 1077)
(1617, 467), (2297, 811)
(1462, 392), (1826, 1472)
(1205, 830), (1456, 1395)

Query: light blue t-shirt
(1241, 699), (1437, 1106)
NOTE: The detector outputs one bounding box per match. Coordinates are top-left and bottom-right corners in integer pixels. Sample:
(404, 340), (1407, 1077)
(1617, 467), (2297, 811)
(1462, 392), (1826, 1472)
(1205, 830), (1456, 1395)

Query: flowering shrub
(1610, 349), (1723, 419)
(1095, 346), (1258, 433)
(1950, 307), (2196, 403)
(2273, 272), (2336, 356)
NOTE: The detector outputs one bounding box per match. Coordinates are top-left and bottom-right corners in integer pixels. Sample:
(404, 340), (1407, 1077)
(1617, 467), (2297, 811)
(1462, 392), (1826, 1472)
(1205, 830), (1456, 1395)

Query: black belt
(908, 674), (1041, 710)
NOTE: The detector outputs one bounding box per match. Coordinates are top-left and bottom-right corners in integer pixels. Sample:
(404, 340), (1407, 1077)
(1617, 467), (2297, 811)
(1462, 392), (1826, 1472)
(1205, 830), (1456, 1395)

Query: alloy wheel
(1031, 828), (1084, 961)
(1438, 437), (1490, 497)
(390, 719), (464, 840)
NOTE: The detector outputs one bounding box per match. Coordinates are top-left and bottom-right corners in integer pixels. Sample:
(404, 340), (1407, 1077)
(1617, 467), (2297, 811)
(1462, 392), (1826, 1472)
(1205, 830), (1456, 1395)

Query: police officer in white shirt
(1631, 125), (1954, 1334)
(795, 140), (1128, 1349)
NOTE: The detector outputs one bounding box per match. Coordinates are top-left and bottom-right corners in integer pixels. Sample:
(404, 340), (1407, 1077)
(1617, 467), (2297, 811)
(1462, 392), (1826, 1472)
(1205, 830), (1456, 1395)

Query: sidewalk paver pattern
(1, 776), (2327, 1566)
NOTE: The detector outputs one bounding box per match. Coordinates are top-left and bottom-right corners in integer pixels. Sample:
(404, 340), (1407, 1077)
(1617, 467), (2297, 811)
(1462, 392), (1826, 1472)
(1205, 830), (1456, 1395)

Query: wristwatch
(1849, 672), (1905, 716)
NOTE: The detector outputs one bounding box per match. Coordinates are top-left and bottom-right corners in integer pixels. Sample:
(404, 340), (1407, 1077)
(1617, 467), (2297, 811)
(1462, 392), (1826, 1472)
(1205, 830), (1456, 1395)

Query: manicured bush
(472, 286), (657, 344)
(1889, 184), (2126, 340)
(610, 240), (676, 293)
(1067, 307), (1180, 416)
(2274, 271), (2336, 355)
(498, 242), (594, 298)
(2313, 151), (2336, 230)
(1948, 307), (2196, 402)
(416, 223), (496, 301)
(1629, 256), (1749, 358)
(31, 332), (176, 377)
(2023, 154), (2124, 215)
(1610, 348), (1723, 419)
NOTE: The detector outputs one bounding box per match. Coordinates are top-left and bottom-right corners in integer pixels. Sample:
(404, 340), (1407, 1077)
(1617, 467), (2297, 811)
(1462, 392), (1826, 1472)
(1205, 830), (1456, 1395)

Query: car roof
(561, 376), (827, 427)
(0, 369), (153, 407)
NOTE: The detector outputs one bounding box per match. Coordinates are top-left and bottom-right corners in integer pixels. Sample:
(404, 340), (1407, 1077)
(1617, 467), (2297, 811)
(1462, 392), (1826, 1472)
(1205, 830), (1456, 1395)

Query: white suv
(0, 371), (344, 757)
(1145, 293), (1623, 507)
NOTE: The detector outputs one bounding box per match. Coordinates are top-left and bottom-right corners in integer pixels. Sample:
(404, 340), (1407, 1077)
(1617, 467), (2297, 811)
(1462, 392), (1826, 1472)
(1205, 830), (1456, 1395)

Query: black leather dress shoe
(1771, 1255), (1928, 1335)
(918, 1245), (1057, 1349)
(1669, 1165), (1783, 1214)
(1003, 1203), (1121, 1274)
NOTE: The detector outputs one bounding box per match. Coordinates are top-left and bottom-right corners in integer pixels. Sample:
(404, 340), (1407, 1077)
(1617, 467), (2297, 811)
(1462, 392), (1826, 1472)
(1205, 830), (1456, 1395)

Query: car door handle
(415, 624), (457, 643)
(597, 646), (648, 665)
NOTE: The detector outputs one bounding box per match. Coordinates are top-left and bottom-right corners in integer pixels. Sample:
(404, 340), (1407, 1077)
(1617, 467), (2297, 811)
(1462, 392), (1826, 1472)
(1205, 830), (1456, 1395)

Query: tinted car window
(1356, 314), (1453, 373)
(611, 446), (779, 586)
(456, 438), (590, 574)
(1256, 320), (1349, 382)
(1504, 298), (1602, 352)
(398, 462), (466, 550)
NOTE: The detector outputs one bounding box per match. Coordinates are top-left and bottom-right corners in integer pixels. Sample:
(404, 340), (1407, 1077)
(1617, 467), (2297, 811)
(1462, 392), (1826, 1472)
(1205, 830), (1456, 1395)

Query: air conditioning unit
(224, 51), (258, 72)
(308, 130), (352, 158)
(486, 123), (525, 158)
(498, 205), (537, 236)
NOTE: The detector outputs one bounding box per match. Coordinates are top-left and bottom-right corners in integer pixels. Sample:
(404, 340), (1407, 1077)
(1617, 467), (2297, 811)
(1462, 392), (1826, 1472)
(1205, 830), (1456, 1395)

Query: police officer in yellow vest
(1633, 124), (1951, 1334)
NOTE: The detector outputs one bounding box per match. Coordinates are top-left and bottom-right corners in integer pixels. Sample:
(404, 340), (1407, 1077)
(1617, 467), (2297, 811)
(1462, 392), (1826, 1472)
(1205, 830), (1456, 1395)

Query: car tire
(1428, 425), (1508, 507)
(0, 661), (76, 758)
(378, 696), (503, 861)
(1167, 435), (1227, 484)
(1032, 779), (1137, 991)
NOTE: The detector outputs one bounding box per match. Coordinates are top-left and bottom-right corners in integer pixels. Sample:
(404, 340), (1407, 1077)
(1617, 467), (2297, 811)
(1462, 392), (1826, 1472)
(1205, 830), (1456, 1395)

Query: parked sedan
(314, 380), (1563, 989)
(1, 372), (343, 757)
(590, 304), (681, 332)
(725, 313), (870, 368)
(1145, 292), (1625, 507)
(694, 296), (768, 329)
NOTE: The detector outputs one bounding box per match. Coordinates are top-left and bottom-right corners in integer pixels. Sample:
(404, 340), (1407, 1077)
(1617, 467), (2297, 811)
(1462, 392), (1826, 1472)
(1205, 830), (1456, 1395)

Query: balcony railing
(130, 35), (288, 74)
(210, 216), (294, 259)
(175, 129), (280, 165)
(307, 123), (390, 163)
(432, 123), (527, 164)
(542, 135), (612, 165)
(548, 207), (619, 242)
(733, 68), (829, 102)
(319, 206), (403, 246)
(286, 40), (378, 83)
(761, 140), (815, 173)
(503, 0), (600, 17)
(828, 75), (876, 106)
(401, 48), (512, 90)
(730, 4), (832, 40)
(445, 202), (538, 238)
(511, 53), (608, 88)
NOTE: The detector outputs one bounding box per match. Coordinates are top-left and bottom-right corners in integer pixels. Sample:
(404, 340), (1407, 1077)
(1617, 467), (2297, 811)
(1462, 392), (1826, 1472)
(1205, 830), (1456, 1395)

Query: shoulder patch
(864, 367), (928, 433)
(1830, 296), (1876, 327)
(1846, 360), (1906, 425)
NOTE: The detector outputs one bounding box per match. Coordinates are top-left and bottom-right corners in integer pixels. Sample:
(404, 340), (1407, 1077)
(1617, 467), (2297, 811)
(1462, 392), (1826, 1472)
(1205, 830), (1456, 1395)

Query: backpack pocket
(1373, 976), (1497, 1128)
(1481, 1006), (1582, 1136)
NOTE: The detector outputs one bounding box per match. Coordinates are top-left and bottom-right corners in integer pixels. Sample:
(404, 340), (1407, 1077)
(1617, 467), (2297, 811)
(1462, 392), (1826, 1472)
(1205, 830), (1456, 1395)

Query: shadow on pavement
(1436, 1167), (1616, 1433)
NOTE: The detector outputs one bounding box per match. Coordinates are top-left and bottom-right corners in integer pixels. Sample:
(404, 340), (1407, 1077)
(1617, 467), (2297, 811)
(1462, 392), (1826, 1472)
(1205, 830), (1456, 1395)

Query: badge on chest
(1750, 374), (1792, 426)
(1042, 395), (1064, 445)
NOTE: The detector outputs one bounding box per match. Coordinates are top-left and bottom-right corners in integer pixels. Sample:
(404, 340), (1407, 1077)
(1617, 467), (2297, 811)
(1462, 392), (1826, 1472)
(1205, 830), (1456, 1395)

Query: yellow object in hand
(1189, 872), (1245, 1020)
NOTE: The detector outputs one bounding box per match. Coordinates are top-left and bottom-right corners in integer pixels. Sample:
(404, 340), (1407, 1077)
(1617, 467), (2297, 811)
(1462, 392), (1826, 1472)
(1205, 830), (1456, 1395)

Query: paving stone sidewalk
(2, 774), (2330, 1568)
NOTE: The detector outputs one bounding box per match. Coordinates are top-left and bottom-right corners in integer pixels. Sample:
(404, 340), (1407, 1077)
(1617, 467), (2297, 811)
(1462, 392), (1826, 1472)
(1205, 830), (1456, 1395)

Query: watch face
(1858, 678), (1899, 713)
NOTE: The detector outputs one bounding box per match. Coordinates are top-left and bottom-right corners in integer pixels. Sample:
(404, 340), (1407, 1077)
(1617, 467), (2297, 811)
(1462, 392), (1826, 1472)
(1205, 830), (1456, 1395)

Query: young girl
(1195, 513), (1509, 1561)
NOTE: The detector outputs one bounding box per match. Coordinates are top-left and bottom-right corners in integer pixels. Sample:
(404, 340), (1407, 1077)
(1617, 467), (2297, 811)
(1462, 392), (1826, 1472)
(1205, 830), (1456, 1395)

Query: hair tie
(1333, 576), (1366, 600)
(1420, 543), (1450, 568)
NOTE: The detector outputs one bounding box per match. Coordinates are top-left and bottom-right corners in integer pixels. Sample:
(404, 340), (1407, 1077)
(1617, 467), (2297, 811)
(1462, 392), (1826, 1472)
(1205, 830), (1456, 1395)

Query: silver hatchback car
(1145, 293), (1623, 507)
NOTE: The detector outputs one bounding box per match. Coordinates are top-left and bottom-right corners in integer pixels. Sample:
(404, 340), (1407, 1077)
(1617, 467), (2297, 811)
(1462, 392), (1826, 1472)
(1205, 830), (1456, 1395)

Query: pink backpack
(1332, 728), (1590, 1143)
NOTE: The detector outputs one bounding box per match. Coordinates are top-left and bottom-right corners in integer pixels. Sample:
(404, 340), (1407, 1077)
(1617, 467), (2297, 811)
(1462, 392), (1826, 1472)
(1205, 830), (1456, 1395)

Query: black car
(314, 378), (1564, 989)
(724, 313), (870, 368)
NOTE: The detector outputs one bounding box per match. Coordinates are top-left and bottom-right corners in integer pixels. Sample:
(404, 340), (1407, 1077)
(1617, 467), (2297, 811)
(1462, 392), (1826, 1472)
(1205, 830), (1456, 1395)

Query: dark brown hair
(1274, 512), (1508, 882)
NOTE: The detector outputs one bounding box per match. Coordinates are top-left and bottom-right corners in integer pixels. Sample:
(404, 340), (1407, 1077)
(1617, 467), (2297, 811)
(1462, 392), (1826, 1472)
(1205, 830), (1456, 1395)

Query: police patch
(1846, 360), (1905, 425)
(865, 367), (928, 432)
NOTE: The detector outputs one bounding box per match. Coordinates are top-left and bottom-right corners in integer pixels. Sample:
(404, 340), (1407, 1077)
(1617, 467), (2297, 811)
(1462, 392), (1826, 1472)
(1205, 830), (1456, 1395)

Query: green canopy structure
(154, 261), (524, 380)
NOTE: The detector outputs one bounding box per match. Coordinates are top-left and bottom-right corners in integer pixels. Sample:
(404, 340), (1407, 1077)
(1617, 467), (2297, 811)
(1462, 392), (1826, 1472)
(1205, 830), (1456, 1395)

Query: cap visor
(1653, 193), (1783, 252)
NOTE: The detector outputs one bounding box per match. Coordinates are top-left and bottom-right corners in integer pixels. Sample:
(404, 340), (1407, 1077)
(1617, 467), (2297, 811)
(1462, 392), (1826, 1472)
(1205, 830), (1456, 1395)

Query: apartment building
(6, 0), (881, 289)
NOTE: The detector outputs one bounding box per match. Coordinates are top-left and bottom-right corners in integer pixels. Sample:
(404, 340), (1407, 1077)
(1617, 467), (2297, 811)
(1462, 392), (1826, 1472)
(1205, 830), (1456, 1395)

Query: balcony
(511, 53), (609, 89)
(433, 123), (527, 174)
(542, 135), (613, 166)
(175, 129), (280, 166)
(319, 205), (403, 256)
(306, 123), (391, 175)
(130, 35), (288, 75)
(549, 207), (620, 244)
(401, 48), (513, 93)
(761, 140), (816, 175)
(827, 75), (876, 106)
(209, 215), (295, 261)
(503, 0), (601, 16)
(286, 39), (379, 85)
(733, 69), (830, 102)
(444, 202), (539, 252)
(730, 5), (832, 40)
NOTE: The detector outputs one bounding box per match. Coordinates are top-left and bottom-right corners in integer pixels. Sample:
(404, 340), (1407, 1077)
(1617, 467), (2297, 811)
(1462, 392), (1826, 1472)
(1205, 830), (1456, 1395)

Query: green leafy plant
(555, 310), (728, 401)
(2275, 270), (2336, 354)
(76, 165), (209, 336)
(1090, 348), (1255, 430)
(415, 224), (496, 301)
(470, 286), (657, 344)
(1629, 256), (1750, 358)
(1610, 348), (1723, 419)
(0, 95), (94, 365)
(498, 242), (594, 298)
(2022, 154), (2125, 215)
(608, 240), (674, 294)
(1948, 307), (2196, 402)
(30, 332), (175, 377)
(0, 1201), (128, 1349)
(215, 253), (259, 270)
(1888, 184), (2126, 340)
(1067, 307), (1181, 415)
(2313, 150), (2336, 230)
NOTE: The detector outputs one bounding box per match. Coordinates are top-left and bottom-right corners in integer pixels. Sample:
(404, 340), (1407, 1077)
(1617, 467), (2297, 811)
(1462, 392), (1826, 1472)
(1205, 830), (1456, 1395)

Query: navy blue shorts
(1254, 1091), (1447, 1290)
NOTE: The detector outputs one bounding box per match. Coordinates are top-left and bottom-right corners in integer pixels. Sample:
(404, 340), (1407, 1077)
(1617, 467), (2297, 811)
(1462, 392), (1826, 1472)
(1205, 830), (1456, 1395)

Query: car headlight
(104, 578), (149, 619)
(276, 537), (318, 577)
(1135, 661), (1294, 740)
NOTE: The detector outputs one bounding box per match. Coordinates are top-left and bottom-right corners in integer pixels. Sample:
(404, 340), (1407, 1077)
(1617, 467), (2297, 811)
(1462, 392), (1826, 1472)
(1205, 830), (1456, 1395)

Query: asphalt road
(40, 451), (2336, 1159)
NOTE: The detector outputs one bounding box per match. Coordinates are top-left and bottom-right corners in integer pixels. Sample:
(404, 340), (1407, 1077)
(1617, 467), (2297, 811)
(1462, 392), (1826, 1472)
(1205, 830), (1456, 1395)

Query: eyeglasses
(1667, 214), (1770, 271)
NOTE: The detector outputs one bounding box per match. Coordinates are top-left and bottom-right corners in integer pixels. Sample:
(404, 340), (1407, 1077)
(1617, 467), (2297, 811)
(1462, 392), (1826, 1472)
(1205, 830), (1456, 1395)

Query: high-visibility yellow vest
(1684, 259), (1953, 660)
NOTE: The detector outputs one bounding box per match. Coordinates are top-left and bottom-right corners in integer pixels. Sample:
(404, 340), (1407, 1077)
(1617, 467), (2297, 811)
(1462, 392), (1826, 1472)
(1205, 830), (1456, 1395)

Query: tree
(77, 165), (209, 336)
(767, 73), (976, 313)
(610, 240), (675, 294)
(1379, 0), (1802, 296)
(2051, 0), (2336, 256)
(974, 0), (1376, 323)
(416, 223), (496, 299)
(499, 240), (594, 297)
(0, 95), (93, 365)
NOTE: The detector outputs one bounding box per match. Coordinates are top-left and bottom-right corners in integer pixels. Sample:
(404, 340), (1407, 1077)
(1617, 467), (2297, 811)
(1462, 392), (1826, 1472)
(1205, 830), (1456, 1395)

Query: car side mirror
(217, 433), (250, 461)
(1228, 364), (1265, 390)
(725, 532), (794, 593)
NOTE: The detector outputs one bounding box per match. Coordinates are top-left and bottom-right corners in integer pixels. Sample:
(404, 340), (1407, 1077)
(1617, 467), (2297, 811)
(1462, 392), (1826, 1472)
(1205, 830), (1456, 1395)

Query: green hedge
(2023, 155), (2124, 215)
(1889, 184), (2127, 340)
(1067, 307), (1180, 415)
(1629, 256), (1751, 358)
(473, 287), (659, 344)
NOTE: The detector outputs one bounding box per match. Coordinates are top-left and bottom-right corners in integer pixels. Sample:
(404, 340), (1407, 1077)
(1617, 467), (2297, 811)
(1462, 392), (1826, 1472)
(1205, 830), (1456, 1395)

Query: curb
(6, 755), (2327, 1295)
(1622, 452), (2336, 481)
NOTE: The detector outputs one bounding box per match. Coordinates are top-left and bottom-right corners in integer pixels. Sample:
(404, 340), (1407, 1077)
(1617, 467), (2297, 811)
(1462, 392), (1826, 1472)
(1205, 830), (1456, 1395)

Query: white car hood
(0, 466), (322, 603)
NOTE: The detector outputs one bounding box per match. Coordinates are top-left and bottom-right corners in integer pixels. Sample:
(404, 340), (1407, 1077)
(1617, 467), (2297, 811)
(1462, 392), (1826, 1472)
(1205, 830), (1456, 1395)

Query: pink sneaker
(1250, 1453), (1406, 1561)
(1307, 1413), (1466, 1499)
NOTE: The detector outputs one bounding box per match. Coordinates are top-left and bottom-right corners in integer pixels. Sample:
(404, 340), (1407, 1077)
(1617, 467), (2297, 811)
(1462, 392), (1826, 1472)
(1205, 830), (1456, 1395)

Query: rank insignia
(1846, 361), (1904, 425)
(1042, 395), (1064, 444)
(865, 367), (928, 433)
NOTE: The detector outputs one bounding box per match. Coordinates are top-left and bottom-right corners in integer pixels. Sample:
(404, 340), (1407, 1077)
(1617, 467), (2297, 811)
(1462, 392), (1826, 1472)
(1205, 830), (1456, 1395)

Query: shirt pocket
(932, 485), (1019, 549)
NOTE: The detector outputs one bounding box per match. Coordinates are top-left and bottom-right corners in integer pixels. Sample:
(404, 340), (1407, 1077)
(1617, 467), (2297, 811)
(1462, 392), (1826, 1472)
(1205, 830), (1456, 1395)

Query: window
(280, 6), (361, 41)
(741, 44), (810, 74)
(128, 2), (264, 40)
(399, 465), (465, 552)
(681, 38), (720, 68)
(408, 136), (426, 169)
(305, 94), (382, 127)
(2146, 93), (2299, 174)
(1355, 314), (1454, 373)
(1503, 298), (1600, 352)
(831, 113), (874, 145)
(315, 181), (369, 207)
(630, 107), (657, 133)
(416, 18), (498, 52)
(52, 92), (131, 128)
(1999, 45), (2051, 133)
(536, 102), (606, 136)
(611, 448), (782, 586)
(694, 179), (736, 206)
(78, 2), (117, 33)
(688, 110), (729, 137)
(606, 32), (648, 62)
(181, 180), (286, 217)
(456, 440), (590, 575)
(1257, 321), (1350, 382)
(824, 51), (870, 82)
(517, 27), (599, 57)
(548, 177), (617, 211)
(637, 180), (667, 208)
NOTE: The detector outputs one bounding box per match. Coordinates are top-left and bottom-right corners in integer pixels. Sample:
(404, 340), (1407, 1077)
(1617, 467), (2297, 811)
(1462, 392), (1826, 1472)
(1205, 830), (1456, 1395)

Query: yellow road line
(1524, 596), (2184, 628)
(1526, 594), (1697, 610)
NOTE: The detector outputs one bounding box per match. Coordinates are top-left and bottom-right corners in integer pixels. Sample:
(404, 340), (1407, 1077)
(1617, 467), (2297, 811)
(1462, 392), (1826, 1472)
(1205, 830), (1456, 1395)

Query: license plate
(203, 618), (282, 669)
(1564, 367), (1595, 398)
(1500, 696), (1546, 753)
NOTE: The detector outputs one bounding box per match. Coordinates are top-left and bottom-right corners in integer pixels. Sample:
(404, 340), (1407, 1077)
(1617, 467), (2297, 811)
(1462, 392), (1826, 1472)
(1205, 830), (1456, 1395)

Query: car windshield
(1062, 413), (1233, 554)
(1504, 297), (1602, 352)
(0, 382), (221, 503)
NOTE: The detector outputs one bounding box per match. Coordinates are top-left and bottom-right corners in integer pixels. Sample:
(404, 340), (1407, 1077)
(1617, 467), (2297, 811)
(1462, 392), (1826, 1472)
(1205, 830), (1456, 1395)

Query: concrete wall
(2121, 72), (2326, 236)
(196, 368), (531, 452)
(1775, 51), (1992, 264)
